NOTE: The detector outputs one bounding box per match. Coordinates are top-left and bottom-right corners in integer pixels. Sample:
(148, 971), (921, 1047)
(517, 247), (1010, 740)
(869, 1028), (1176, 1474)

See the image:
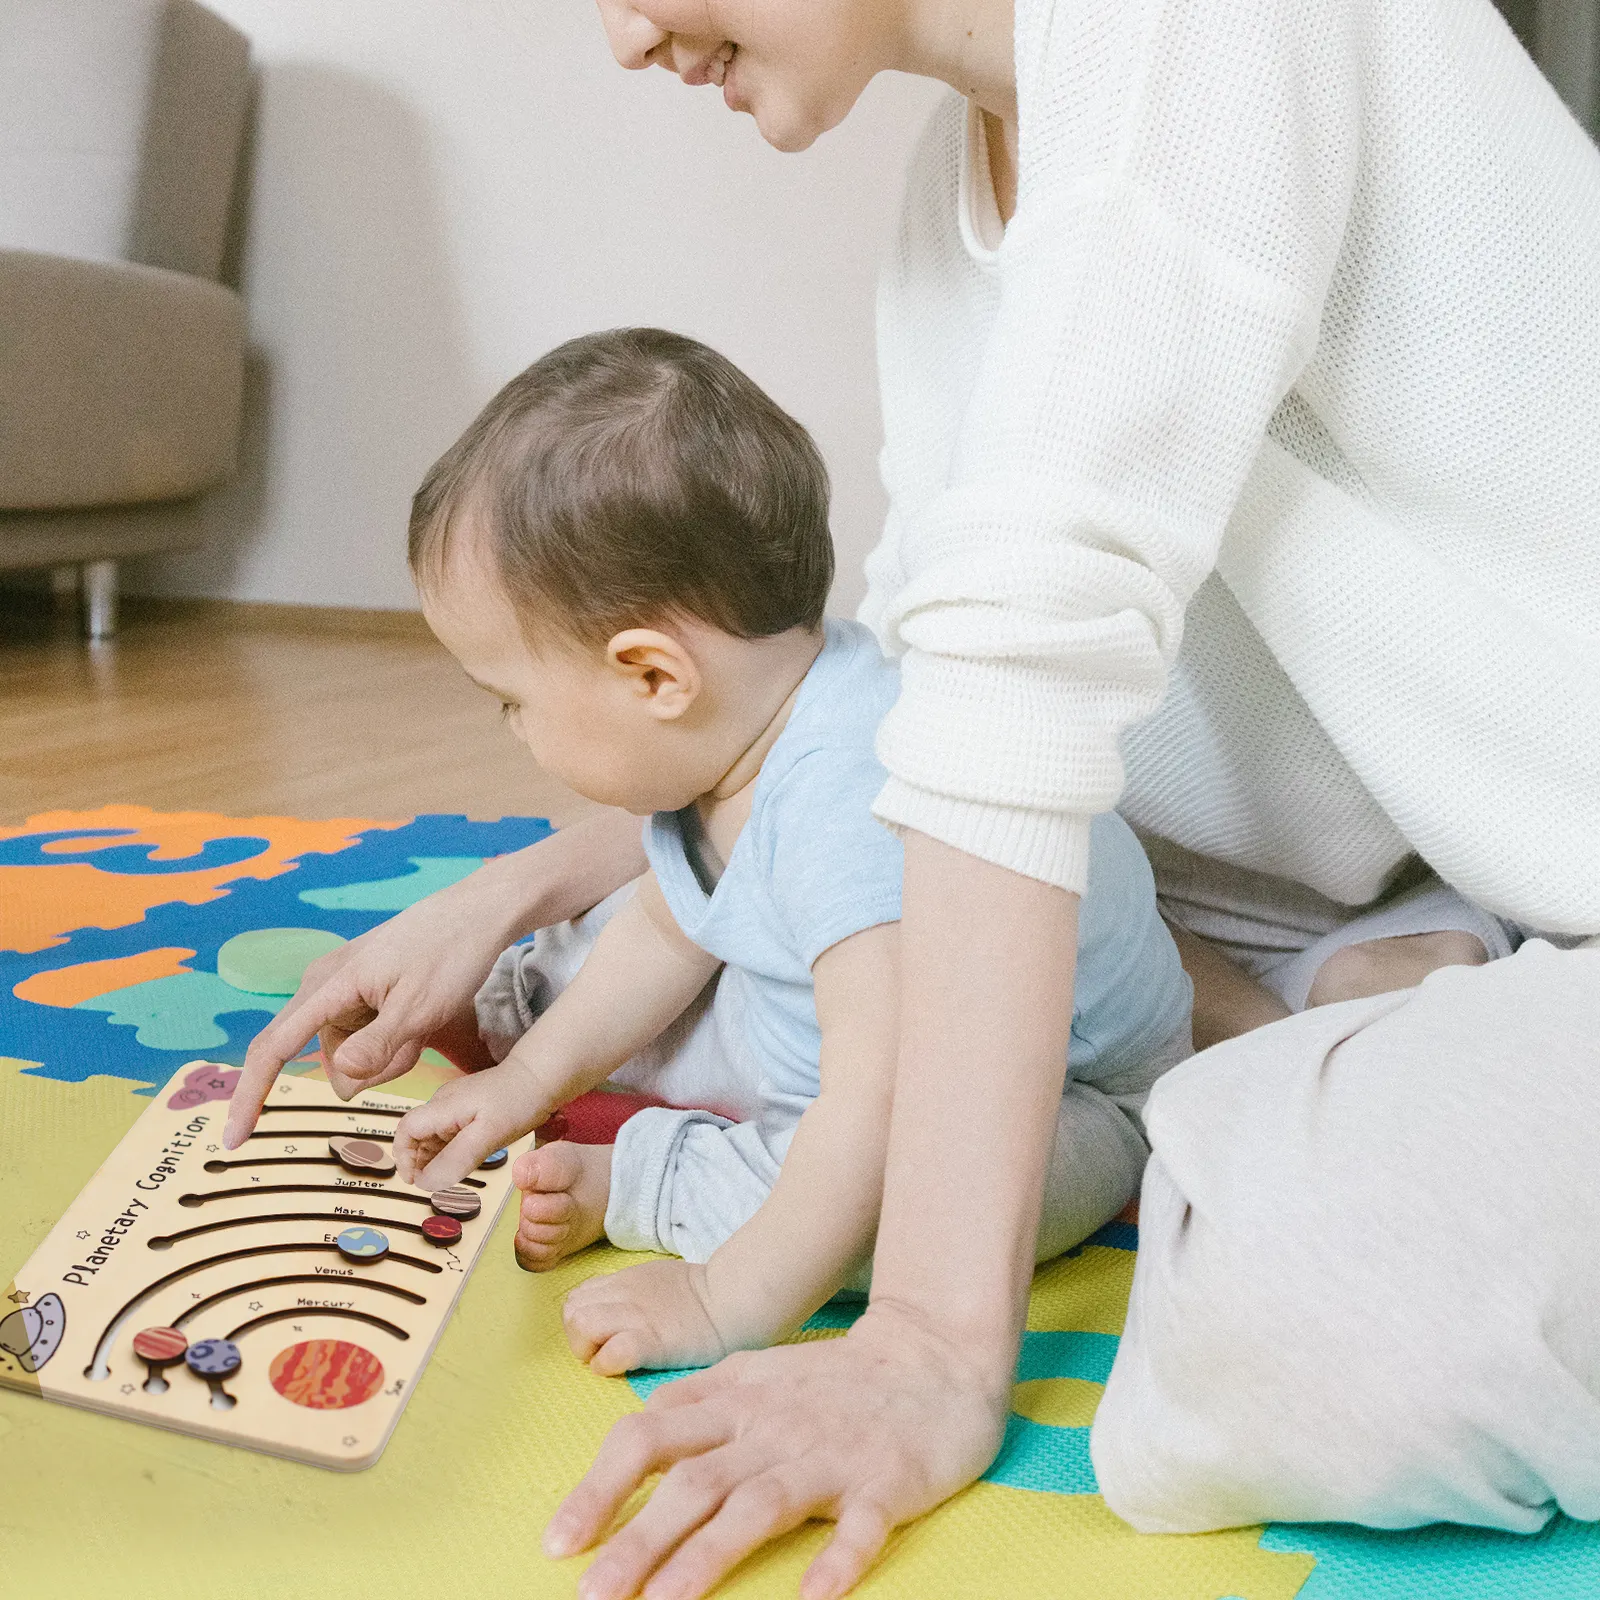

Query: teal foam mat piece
(1263, 1513), (1600, 1598)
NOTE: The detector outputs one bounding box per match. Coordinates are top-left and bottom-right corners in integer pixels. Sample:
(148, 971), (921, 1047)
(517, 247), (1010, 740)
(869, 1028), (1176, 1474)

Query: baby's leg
(1035, 1024), (1193, 1262)
(604, 1109), (788, 1262)
(510, 965), (769, 1269)
(474, 881), (639, 1063)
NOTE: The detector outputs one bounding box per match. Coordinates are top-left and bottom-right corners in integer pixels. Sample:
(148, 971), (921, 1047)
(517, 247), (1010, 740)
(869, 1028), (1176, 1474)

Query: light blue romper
(479, 620), (1193, 1266)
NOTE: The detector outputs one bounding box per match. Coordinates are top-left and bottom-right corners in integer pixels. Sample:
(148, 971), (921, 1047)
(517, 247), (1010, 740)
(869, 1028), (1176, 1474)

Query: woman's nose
(596, 0), (668, 71)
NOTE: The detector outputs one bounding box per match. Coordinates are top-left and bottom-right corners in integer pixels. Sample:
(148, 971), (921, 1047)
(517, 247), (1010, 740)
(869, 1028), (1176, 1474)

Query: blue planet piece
(336, 1226), (390, 1262)
(479, 1148), (509, 1170)
(185, 1338), (242, 1378)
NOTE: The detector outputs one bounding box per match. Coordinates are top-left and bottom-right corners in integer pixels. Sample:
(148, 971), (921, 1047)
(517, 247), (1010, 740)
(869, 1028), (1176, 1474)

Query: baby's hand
(562, 1260), (729, 1377)
(392, 1066), (544, 1191)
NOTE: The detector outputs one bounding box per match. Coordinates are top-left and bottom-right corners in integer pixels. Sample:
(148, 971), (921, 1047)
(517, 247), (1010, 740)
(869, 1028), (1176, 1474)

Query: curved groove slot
(255, 1105), (407, 1119)
(179, 1179), (484, 1208)
(173, 1273), (427, 1330)
(204, 1156), (341, 1173)
(180, 1184), (435, 1209)
(248, 1127), (394, 1142)
(149, 1211), (430, 1250)
(226, 1305), (411, 1344)
(86, 1242), (441, 1379)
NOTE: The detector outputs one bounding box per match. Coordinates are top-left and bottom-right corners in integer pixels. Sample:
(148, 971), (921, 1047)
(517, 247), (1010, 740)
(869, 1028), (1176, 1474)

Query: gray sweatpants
(1092, 937), (1600, 1534)
(476, 882), (1192, 1274)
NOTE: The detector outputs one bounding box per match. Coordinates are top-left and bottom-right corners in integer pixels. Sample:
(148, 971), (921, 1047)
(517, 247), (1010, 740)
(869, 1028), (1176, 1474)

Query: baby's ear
(606, 628), (701, 719)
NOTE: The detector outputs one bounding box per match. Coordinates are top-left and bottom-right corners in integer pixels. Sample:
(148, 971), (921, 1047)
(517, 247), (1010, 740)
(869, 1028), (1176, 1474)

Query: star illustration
(283, 1145), (297, 1155)
(342, 1436), (357, 1448)
(120, 1383), (136, 1395)
(8, 1290), (30, 1305)
(76, 1230), (90, 1241)
(206, 1144), (219, 1153)
(248, 1301), (263, 1311)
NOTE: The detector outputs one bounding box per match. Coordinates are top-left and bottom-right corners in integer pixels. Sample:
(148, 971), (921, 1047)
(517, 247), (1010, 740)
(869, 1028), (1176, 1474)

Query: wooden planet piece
(329, 1135), (396, 1177)
(269, 1339), (385, 1410)
(131, 1326), (188, 1366)
(185, 1338), (242, 1379)
(335, 1225), (390, 1262)
(420, 1214), (463, 1247)
(429, 1185), (481, 1221)
(478, 1148), (509, 1170)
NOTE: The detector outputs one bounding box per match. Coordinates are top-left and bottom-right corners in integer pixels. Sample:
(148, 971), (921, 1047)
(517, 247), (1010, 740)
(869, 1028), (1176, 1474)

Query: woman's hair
(409, 327), (834, 645)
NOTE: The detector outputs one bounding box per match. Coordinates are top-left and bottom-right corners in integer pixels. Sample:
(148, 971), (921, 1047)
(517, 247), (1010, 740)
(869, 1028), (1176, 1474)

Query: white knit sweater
(860, 0), (1600, 934)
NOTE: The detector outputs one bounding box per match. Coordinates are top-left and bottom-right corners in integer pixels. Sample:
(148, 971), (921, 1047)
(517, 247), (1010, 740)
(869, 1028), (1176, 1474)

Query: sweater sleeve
(872, 0), (1362, 892)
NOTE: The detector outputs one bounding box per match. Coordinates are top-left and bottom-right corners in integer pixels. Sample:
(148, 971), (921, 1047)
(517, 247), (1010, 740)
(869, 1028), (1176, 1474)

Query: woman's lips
(721, 48), (744, 110)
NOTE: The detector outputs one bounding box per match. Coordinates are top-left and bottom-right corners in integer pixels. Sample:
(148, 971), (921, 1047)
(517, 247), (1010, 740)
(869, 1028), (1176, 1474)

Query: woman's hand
(545, 1300), (1011, 1600)
(224, 809), (648, 1148)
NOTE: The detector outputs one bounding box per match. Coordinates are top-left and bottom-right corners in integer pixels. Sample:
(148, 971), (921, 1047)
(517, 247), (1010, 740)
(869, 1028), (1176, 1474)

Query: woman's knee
(1306, 928), (1488, 1007)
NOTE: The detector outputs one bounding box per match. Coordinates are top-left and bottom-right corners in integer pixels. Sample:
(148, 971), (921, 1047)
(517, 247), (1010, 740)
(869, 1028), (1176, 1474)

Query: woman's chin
(744, 97), (832, 154)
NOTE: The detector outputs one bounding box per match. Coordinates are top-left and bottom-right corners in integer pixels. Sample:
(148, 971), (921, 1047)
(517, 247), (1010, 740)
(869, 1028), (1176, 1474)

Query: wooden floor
(0, 595), (594, 826)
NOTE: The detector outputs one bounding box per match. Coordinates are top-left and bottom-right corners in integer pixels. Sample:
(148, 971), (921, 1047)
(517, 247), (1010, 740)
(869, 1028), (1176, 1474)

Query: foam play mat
(2, 807), (1595, 1598)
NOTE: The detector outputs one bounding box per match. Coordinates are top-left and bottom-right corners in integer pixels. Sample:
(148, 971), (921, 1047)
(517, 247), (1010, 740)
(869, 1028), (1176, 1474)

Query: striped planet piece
(329, 1135), (396, 1177)
(185, 1338), (241, 1378)
(269, 1339), (385, 1411)
(429, 1185), (481, 1221)
(131, 1326), (188, 1365)
(335, 1225), (390, 1262)
(478, 1148), (509, 1170)
(421, 1214), (462, 1247)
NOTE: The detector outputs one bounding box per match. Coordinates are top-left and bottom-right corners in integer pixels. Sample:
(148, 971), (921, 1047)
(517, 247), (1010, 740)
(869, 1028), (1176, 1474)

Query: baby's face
(422, 555), (696, 815)
(594, 0), (886, 152)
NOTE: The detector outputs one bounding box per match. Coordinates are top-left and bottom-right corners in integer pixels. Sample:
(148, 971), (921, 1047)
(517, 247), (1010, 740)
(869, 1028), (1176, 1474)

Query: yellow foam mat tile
(0, 1059), (1311, 1599)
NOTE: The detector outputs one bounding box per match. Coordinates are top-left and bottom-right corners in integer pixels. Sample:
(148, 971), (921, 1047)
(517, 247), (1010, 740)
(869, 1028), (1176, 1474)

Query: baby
(288, 328), (1195, 1374)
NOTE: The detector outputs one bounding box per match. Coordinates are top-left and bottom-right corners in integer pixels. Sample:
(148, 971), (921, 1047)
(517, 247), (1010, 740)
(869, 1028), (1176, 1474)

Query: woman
(238, 0), (1600, 1593)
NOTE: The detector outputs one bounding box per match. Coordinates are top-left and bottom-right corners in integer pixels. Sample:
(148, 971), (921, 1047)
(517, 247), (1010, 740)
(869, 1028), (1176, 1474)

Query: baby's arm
(394, 874), (720, 1190)
(563, 919), (899, 1374)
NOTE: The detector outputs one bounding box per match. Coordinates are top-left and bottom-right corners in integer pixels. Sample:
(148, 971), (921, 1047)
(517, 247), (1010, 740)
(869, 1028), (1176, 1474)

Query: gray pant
(1092, 938), (1600, 1534)
(476, 883), (1193, 1275)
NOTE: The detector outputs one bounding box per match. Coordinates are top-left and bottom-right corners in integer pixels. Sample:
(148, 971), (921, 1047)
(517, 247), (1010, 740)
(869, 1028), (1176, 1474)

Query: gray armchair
(0, 0), (249, 637)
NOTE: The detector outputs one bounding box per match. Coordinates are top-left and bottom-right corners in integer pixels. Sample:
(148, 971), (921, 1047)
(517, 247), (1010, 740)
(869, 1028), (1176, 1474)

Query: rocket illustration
(0, 1293), (66, 1373)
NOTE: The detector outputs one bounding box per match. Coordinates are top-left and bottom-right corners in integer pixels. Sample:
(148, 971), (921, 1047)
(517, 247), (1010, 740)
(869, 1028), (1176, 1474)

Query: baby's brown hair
(410, 328), (834, 646)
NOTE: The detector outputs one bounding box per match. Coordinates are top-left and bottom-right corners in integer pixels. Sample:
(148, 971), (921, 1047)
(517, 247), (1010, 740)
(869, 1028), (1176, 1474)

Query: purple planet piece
(185, 1338), (242, 1378)
(165, 1061), (240, 1111)
(0, 1293), (66, 1374)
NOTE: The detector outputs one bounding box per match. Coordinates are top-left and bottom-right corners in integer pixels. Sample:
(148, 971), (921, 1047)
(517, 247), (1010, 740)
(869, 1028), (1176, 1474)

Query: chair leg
(83, 560), (118, 640)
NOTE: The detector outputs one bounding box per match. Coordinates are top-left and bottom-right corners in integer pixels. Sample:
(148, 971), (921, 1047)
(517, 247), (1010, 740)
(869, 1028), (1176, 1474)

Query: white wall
(129, 1), (944, 616)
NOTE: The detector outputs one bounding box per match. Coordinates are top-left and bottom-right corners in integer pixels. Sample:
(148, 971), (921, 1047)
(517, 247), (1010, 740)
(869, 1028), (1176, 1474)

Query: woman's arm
(225, 806), (647, 1146)
(545, 834), (1077, 1600)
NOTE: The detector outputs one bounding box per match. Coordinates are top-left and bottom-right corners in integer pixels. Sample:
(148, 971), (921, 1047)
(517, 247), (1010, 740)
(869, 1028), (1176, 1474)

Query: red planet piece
(421, 1215), (462, 1247)
(269, 1339), (385, 1410)
(132, 1326), (188, 1365)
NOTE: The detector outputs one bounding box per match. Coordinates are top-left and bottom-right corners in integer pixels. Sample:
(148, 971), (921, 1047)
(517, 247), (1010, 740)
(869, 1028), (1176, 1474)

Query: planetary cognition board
(0, 1069), (533, 1470)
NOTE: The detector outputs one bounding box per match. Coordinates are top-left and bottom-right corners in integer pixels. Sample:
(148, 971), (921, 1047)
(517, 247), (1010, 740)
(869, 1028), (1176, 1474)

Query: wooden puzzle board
(0, 1066), (532, 1470)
